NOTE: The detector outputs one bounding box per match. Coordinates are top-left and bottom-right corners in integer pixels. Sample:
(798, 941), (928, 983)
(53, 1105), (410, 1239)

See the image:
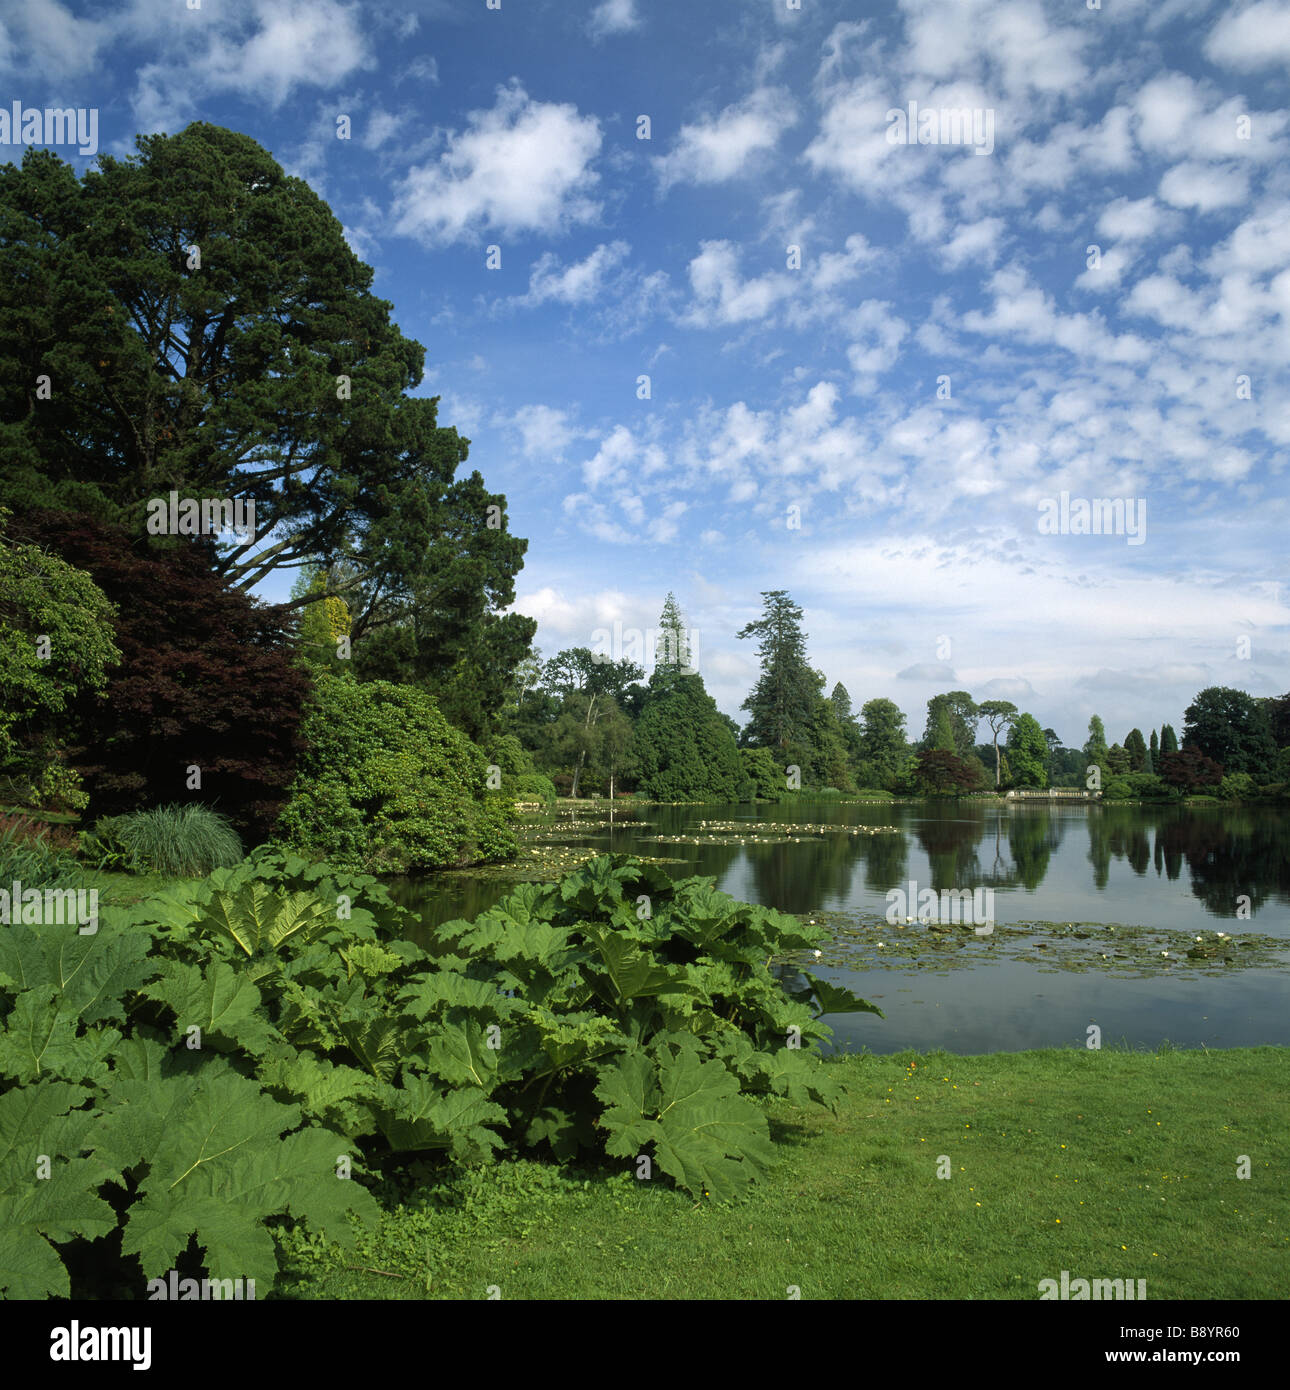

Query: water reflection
(389, 799), (1290, 1050)
(393, 800), (1290, 937)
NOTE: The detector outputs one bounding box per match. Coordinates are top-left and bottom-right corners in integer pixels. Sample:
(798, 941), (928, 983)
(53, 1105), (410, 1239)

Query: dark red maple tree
(11, 510), (309, 841)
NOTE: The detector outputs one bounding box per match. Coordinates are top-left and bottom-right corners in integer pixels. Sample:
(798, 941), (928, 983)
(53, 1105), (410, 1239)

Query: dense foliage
(8, 510), (308, 840)
(634, 673), (753, 803)
(275, 673), (516, 872)
(0, 519), (119, 811)
(0, 852), (877, 1296)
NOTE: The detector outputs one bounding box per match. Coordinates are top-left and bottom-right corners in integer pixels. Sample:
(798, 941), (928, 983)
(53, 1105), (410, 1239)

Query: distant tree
(929, 704), (957, 753)
(1006, 713), (1049, 787)
(291, 565), (352, 672)
(859, 698), (908, 786)
(1160, 723), (1179, 755)
(1084, 715), (1110, 777)
(589, 698), (636, 799)
(1260, 692), (1290, 749)
(654, 592), (693, 675)
(978, 700), (1019, 788)
(1182, 686), (1277, 777)
(537, 646), (645, 796)
(911, 749), (984, 795)
(807, 684), (856, 791)
(1148, 728), (1159, 774)
(921, 692), (979, 759)
(1123, 728), (1147, 772)
(1107, 743), (1130, 775)
(737, 591), (816, 750)
(634, 674), (751, 803)
(1159, 747), (1223, 793)
(740, 746), (783, 800)
(717, 711), (742, 742)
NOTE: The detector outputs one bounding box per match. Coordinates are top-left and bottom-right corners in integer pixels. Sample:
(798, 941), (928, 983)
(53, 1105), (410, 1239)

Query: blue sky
(5, 0), (1289, 750)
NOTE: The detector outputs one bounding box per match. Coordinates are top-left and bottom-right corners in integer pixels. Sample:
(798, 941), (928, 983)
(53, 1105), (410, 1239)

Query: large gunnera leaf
(0, 1081), (117, 1298)
(93, 1057), (377, 1287)
(595, 1040), (776, 1202)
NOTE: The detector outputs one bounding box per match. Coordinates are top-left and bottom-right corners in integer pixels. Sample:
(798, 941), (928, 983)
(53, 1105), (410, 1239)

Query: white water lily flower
(813, 950), (822, 959)
(1161, 951), (1170, 957)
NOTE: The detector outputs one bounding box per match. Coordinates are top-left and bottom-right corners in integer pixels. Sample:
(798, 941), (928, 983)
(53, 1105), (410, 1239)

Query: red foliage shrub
(10, 510), (310, 842)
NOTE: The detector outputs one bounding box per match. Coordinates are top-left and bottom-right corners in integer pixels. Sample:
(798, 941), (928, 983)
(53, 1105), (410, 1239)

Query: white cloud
(503, 405), (585, 460)
(681, 241), (794, 327)
(1205, 204), (1290, 276)
(1159, 160), (1250, 213)
(363, 109), (405, 150)
(939, 217), (1005, 270)
(392, 82), (602, 245)
(654, 87), (797, 189)
(519, 241), (631, 306)
(845, 301), (910, 384)
(1097, 196), (1167, 243)
(580, 426), (667, 489)
(1205, 1), (1290, 70)
(589, 0), (641, 38)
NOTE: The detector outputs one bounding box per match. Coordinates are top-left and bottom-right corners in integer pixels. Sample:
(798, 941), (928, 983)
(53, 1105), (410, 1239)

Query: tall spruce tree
(654, 593), (692, 675)
(737, 591), (816, 750)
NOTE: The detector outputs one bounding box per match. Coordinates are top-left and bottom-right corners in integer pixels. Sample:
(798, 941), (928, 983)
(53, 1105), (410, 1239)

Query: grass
(0, 815), (83, 888)
(80, 803), (243, 877)
(276, 1045), (1289, 1300)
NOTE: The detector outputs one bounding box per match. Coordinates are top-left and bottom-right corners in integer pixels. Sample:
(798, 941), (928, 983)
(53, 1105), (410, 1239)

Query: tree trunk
(994, 734), (1001, 788)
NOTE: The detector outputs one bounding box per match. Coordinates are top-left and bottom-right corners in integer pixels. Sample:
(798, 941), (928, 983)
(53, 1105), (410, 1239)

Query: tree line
(503, 589), (1290, 804)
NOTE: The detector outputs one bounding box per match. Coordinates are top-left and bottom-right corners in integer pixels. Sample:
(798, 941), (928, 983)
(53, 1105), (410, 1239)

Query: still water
(397, 800), (1290, 1055)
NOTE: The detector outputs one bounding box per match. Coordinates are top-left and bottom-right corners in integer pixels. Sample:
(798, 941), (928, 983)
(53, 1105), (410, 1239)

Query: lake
(395, 799), (1290, 1055)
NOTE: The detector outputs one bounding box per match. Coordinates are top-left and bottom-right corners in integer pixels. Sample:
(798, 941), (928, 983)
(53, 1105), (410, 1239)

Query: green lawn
(278, 1045), (1289, 1300)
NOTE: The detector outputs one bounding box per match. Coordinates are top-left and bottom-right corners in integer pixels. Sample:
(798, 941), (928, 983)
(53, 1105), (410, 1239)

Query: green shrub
(512, 772), (557, 804)
(80, 804), (244, 876)
(740, 746), (783, 800)
(275, 674), (516, 873)
(1218, 772), (1255, 801)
